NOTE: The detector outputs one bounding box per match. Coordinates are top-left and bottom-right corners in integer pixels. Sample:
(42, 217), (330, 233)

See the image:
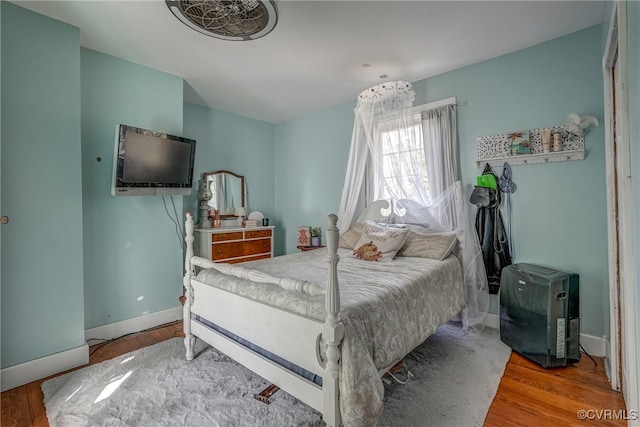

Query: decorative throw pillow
(339, 222), (364, 249)
(352, 222), (410, 262)
(398, 230), (458, 260)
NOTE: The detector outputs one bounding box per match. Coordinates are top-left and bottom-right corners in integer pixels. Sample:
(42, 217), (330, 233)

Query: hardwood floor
(1, 322), (627, 426)
(485, 351), (627, 426)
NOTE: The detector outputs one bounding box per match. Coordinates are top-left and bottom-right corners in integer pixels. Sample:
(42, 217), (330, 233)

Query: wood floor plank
(485, 394), (582, 427)
(508, 352), (613, 390)
(502, 363), (625, 409)
(1, 386), (16, 426)
(5, 386), (31, 427)
(488, 383), (625, 427)
(25, 382), (48, 427)
(485, 351), (627, 427)
(500, 376), (599, 418)
(1, 322), (628, 427)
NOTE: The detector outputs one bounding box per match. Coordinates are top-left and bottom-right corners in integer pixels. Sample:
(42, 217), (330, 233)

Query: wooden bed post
(183, 212), (196, 361)
(323, 214), (344, 427)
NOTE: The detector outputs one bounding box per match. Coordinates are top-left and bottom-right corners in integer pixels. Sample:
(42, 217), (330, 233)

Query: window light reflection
(94, 370), (133, 403)
(120, 355), (135, 364)
(65, 384), (84, 402)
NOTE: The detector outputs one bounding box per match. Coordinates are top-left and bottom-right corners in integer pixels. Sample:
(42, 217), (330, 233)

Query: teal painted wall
(1, 2), (85, 367)
(414, 25), (608, 337)
(274, 25), (609, 338)
(81, 49), (185, 329)
(183, 103), (276, 249)
(274, 102), (355, 254)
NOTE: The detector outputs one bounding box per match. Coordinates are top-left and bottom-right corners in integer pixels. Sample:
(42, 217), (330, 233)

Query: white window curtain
(337, 81), (488, 329)
(422, 105), (458, 199)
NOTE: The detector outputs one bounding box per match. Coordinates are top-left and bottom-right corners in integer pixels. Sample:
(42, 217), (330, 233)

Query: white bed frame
(183, 213), (344, 426)
(182, 182), (465, 426)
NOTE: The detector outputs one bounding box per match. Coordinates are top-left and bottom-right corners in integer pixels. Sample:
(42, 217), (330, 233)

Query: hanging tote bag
(476, 163), (498, 189)
(470, 164), (501, 208)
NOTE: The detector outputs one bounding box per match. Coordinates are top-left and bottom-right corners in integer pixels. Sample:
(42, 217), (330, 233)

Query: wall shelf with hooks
(475, 125), (585, 167)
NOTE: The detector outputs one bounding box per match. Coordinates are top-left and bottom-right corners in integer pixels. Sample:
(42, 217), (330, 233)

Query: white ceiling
(14, 1), (605, 124)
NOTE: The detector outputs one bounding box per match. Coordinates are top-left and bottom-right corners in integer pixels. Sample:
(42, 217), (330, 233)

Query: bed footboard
(183, 212), (344, 427)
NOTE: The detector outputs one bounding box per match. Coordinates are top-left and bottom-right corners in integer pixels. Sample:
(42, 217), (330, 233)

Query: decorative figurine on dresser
(194, 170), (274, 263)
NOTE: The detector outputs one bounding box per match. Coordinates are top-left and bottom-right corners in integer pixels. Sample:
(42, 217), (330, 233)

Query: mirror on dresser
(202, 170), (245, 217)
(194, 171), (275, 262)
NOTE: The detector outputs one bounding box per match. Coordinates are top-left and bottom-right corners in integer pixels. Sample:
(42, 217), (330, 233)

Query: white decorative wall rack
(475, 125), (585, 167)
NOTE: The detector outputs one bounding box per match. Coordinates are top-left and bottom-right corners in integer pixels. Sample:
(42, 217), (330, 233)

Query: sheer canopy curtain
(337, 81), (488, 328)
(337, 81), (417, 233)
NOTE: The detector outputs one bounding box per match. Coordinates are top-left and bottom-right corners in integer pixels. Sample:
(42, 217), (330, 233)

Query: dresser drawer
(246, 229), (272, 239)
(212, 232), (244, 242)
(211, 241), (245, 260)
(196, 227), (274, 263)
(243, 238), (271, 256)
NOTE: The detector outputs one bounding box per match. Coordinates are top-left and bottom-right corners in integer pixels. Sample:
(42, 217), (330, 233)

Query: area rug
(42, 323), (511, 427)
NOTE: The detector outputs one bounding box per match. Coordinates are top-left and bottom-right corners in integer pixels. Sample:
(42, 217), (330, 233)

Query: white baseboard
(1, 344), (89, 392)
(580, 332), (608, 359)
(484, 312), (500, 330)
(484, 313), (608, 357)
(85, 306), (183, 342)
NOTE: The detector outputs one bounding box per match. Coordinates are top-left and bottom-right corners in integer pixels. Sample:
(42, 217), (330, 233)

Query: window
(376, 113), (430, 202)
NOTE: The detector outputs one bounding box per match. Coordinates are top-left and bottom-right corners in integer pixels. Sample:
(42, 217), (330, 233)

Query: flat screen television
(111, 124), (196, 196)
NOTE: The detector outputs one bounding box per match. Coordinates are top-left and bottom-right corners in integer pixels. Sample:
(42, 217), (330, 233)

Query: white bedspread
(195, 248), (465, 426)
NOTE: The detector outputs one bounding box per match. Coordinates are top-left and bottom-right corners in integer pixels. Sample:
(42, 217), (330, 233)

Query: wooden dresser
(195, 226), (274, 264)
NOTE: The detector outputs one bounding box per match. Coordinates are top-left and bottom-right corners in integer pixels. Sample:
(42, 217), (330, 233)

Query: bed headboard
(353, 182), (466, 255)
(356, 200), (392, 223)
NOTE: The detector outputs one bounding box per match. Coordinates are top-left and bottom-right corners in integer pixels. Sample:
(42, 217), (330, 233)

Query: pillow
(339, 222), (364, 249)
(352, 221), (410, 262)
(398, 230), (458, 260)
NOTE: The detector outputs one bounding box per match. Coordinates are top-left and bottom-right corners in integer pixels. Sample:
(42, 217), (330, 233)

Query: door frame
(603, 0), (638, 415)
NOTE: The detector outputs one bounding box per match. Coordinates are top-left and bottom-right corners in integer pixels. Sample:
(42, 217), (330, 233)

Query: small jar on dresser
(195, 225), (275, 264)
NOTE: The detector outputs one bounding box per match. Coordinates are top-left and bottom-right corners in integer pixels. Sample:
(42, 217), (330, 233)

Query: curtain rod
(377, 97), (459, 124)
(413, 97), (459, 113)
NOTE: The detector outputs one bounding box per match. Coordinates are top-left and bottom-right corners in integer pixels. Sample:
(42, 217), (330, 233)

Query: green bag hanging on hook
(476, 163), (498, 189)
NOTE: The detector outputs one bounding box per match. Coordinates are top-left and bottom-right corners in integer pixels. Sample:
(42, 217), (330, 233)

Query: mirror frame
(203, 170), (245, 217)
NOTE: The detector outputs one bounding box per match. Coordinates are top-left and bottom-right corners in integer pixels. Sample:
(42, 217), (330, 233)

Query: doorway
(603, 0), (638, 416)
